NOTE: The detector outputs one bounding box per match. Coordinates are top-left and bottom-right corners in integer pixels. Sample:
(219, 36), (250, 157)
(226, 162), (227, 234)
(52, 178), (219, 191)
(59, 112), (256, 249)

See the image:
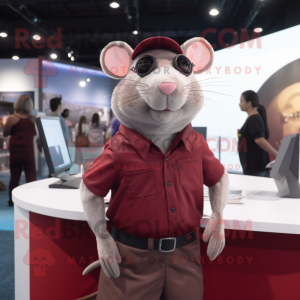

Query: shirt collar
(119, 123), (195, 159)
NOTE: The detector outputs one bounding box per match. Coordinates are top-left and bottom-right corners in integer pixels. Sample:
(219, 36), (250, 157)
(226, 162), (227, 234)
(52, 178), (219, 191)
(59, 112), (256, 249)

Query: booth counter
(13, 174), (300, 300)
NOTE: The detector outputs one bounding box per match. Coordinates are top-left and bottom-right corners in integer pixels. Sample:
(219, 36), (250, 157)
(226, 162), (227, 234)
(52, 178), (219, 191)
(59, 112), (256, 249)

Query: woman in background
(88, 113), (107, 147)
(238, 90), (278, 177)
(61, 109), (72, 127)
(75, 116), (89, 170)
(3, 95), (37, 206)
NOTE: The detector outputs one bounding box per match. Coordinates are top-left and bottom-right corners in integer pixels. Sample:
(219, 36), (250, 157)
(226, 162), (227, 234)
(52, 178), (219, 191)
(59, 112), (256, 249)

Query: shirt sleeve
(82, 140), (117, 197)
(200, 135), (225, 187)
(248, 117), (264, 140)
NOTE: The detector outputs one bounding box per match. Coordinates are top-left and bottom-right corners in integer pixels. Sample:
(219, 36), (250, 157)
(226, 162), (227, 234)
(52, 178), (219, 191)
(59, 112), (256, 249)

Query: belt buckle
(158, 237), (177, 253)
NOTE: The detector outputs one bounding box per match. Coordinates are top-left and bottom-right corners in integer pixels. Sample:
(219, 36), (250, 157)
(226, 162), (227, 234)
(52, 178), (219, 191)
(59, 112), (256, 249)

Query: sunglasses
(130, 54), (195, 77)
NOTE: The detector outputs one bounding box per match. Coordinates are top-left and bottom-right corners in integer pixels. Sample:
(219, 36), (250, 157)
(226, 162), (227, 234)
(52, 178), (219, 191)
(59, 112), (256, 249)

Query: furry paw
(203, 212), (225, 260)
(96, 233), (122, 278)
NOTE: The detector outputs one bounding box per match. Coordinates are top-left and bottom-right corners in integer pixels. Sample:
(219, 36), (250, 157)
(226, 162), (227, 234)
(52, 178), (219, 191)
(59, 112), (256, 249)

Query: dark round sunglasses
(130, 54), (195, 77)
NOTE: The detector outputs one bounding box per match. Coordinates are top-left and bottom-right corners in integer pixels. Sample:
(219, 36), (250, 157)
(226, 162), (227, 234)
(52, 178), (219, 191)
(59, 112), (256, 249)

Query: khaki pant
(97, 233), (203, 300)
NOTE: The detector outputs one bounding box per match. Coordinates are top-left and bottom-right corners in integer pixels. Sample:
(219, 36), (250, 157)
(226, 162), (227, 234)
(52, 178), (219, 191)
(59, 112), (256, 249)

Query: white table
(13, 174), (300, 300)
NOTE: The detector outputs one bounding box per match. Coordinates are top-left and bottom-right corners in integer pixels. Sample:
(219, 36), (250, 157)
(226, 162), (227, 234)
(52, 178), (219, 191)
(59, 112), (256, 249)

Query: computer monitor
(193, 127), (207, 141)
(36, 116), (72, 179)
(270, 133), (300, 198)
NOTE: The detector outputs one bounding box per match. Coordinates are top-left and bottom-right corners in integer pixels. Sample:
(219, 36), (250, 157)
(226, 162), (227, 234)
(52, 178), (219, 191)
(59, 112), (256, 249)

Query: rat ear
(181, 37), (214, 74)
(100, 41), (133, 79)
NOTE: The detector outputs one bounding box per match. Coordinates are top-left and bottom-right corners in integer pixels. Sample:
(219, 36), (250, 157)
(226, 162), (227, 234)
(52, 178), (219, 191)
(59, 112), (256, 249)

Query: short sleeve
(200, 135), (225, 187)
(82, 141), (117, 197)
(248, 117), (264, 140)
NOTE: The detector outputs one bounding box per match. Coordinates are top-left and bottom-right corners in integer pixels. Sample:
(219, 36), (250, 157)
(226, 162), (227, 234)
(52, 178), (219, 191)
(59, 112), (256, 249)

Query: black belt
(110, 224), (197, 253)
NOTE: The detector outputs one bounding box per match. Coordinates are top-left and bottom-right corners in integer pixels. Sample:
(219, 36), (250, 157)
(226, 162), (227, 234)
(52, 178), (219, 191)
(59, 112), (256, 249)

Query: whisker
(185, 77), (227, 86)
(188, 98), (223, 109)
(104, 92), (148, 97)
(187, 99), (210, 109)
(118, 98), (144, 108)
(105, 86), (149, 90)
(185, 90), (234, 97)
(120, 79), (149, 86)
(186, 84), (236, 89)
(187, 95), (224, 107)
(186, 79), (237, 88)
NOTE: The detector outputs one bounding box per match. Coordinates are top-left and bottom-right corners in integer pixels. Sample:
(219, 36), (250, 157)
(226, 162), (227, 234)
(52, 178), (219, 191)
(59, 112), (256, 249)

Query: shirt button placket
(164, 155), (178, 237)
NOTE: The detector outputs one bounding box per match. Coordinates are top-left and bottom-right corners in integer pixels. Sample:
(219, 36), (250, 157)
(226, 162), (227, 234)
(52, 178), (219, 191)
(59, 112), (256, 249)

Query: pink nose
(159, 82), (176, 95)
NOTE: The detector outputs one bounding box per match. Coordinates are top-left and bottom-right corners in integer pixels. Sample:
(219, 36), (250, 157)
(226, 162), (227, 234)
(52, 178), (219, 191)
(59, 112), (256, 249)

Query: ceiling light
(50, 54), (57, 59)
(254, 28), (263, 33)
(33, 35), (41, 41)
(12, 56), (19, 60)
(87, 78), (90, 82)
(0, 32), (8, 38)
(209, 9), (219, 16)
(79, 81), (86, 87)
(132, 30), (138, 35)
(110, 2), (119, 8)
(68, 53), (71, 57)
(71, 56), (74, 61)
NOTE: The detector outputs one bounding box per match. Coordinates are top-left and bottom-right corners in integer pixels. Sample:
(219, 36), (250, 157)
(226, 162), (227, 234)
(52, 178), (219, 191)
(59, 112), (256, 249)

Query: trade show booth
(2, 18), (300, 300)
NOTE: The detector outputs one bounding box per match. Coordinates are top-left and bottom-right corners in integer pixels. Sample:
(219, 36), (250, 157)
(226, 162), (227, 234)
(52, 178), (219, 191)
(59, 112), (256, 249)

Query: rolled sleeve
(82, 141), (117, 197)
(201, 135), (225, 187)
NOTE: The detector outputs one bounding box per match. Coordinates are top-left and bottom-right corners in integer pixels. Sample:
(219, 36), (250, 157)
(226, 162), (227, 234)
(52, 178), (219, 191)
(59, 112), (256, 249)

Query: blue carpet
(0, 230), (14, 300)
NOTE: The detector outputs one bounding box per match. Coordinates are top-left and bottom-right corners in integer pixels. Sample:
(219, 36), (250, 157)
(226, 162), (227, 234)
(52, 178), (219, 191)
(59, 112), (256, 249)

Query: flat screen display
(40, 117), (71, 172)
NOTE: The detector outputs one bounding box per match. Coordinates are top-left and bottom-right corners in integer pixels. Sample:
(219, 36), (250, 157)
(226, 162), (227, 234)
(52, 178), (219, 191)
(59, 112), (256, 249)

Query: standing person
(75, 116), (89, 170)
(88, 113), (107, 147)
(3, 95), (38, 206)
(238, 90), (278, 177)
(61, 109), (72, 127)
(111, 115), (121, 137)
(49, 97), (70, 146)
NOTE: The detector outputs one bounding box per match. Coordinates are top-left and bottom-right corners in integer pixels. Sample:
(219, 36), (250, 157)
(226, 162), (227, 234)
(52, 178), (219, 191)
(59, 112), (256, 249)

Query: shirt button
(165, 157), (169, 162)
(167, 182), (172, 187)
(171, 207), (176, 213)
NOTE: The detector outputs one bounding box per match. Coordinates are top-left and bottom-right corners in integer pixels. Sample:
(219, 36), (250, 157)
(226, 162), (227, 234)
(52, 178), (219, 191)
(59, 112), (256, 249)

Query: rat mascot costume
(80, 36), (229, 300)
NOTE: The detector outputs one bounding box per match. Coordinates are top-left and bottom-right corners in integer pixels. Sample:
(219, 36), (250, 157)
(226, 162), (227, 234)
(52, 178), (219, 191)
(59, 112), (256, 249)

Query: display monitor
(193, 127), (207, 141)
(36, 116), (72, 177)
(270, 133), (300, 198)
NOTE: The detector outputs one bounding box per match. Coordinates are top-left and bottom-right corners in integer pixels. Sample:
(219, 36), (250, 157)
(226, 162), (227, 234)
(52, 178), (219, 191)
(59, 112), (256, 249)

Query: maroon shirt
(82, 123), (224, 239)
(9, 115), (36, 153)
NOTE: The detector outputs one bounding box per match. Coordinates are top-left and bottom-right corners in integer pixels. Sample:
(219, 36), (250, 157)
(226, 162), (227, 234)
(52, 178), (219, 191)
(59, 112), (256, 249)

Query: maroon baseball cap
(131, 36), (183, 60)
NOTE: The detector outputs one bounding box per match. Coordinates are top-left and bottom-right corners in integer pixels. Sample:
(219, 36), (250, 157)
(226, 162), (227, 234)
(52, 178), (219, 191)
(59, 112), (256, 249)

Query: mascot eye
(131, 55), (157, 77)
(173, 55), (195, 76)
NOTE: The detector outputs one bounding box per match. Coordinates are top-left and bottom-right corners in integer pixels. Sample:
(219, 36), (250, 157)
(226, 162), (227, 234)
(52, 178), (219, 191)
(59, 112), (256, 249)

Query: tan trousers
(97, 234), (203, 300)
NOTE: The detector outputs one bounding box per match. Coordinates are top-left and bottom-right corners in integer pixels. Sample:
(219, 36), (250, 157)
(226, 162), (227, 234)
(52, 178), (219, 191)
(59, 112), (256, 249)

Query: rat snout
(159, 82), (176, 95)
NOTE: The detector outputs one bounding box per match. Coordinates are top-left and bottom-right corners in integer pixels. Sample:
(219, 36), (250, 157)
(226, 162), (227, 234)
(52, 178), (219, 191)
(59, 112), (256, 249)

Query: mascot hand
(202, 212), (225, 260)
(96, 233), (122, 278)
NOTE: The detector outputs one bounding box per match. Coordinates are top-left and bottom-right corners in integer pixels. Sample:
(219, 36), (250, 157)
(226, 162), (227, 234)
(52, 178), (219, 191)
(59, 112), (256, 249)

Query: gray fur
(80, 181), (121, 278)
(81, 37), (229, 277)
(203, 170), (229, 260)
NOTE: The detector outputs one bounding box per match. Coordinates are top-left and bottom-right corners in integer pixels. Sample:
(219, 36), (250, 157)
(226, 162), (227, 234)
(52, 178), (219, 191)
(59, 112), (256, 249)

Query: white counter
(12, 174), (300, 235)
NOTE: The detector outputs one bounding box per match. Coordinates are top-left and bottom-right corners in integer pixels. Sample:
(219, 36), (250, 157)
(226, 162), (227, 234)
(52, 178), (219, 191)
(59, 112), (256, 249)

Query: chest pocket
(177, 159), (201, 189)
(125, 169), (157, 198)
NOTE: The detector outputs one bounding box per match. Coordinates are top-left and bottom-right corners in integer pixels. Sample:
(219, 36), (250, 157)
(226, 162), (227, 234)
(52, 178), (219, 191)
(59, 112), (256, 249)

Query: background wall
(192, 24), (300, 173)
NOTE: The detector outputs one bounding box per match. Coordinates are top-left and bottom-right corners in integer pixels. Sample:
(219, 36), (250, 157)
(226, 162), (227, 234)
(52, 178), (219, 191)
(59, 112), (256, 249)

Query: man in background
(49, 97), (70, 146)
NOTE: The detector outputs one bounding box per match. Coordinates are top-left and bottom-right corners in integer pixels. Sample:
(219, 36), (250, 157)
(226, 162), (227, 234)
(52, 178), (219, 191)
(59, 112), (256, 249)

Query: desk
(13, 174), (300, 300)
